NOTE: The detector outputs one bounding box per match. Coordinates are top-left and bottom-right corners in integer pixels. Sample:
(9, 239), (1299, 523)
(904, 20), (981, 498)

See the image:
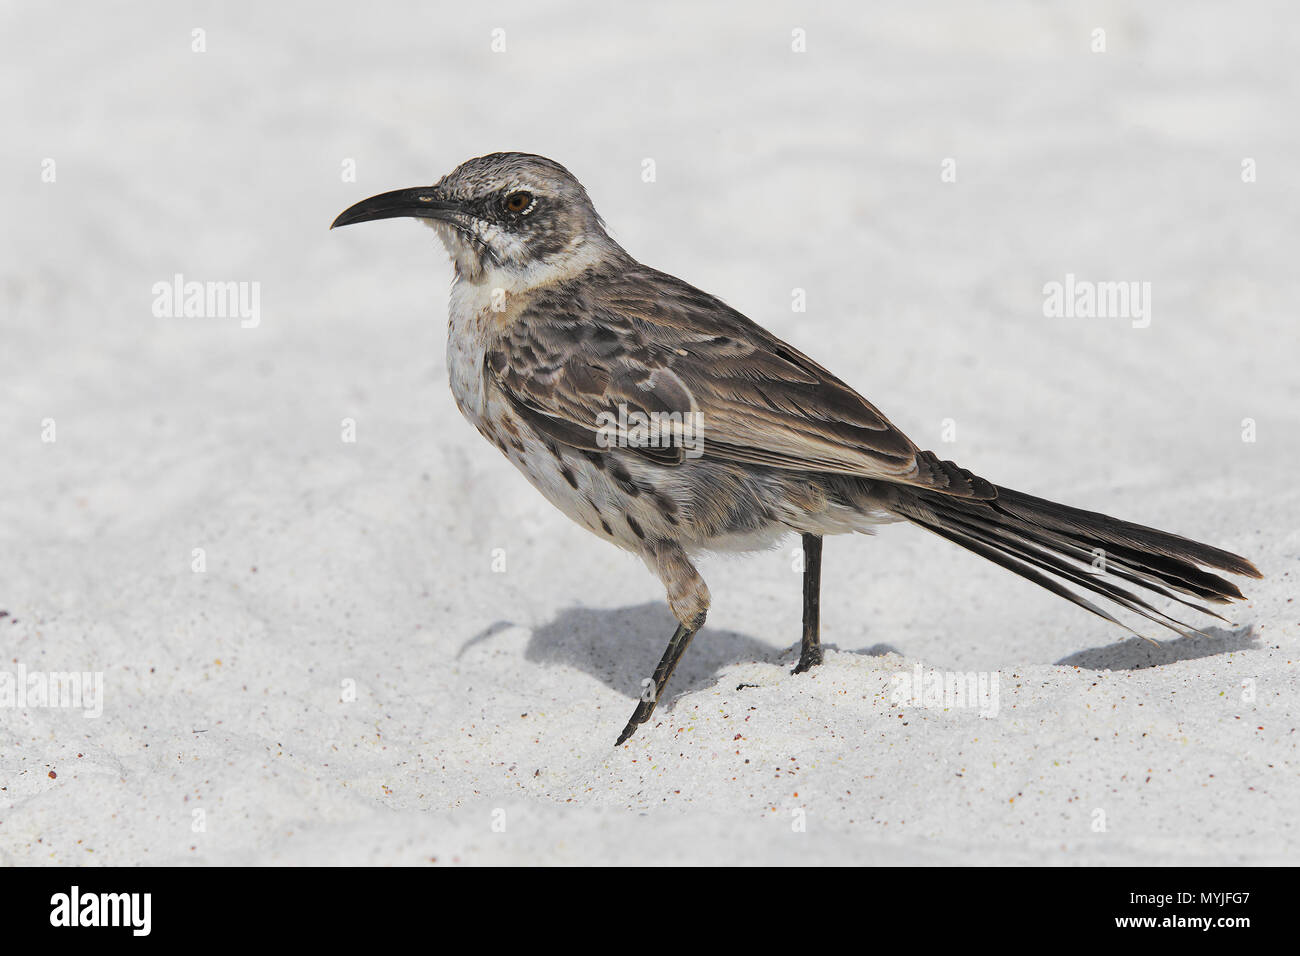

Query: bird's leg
(794, 533), (823, 674)
(617, 543), (710, 746)
(615, 612), (705, 746)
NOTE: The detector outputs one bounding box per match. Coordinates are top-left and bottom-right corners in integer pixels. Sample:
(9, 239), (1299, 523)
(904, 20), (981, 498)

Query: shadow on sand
(458, 602), (898, 707)
(459, 607), (1259, 704)
(1055, 624), (1258, 671)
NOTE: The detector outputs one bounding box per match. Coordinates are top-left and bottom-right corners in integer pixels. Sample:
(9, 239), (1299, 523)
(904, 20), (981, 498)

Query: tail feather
(886, 480), (1260, 641)
(922, 503), (1218, 639)
(993, 488), (1261, 581)
(941, 499), (1239, 613)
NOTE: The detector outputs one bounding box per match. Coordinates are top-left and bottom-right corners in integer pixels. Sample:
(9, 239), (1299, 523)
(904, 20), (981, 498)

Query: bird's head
(331, 152), (616, 284)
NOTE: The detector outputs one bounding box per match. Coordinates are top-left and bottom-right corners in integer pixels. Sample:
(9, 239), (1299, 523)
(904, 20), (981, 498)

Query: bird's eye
(505, 191), (533, 213)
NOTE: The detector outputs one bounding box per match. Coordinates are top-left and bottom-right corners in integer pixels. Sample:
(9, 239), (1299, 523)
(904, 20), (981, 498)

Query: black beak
(330, 186), (463, 230)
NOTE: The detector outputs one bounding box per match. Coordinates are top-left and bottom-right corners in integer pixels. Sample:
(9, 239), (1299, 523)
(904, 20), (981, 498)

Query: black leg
(615, 613), (704, 746)
(794, 533), (823, 674)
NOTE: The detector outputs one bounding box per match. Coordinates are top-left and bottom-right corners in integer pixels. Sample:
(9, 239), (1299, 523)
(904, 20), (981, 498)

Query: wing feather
(485, 262), (994, 499)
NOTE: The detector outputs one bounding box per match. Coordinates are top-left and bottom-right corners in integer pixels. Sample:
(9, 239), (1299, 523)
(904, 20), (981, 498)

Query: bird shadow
(460, 602), (801, 707)
(528, 602), (787, 703)
(458, 606), (1260, 704)
(461, 603), (910, 707)
(1054, 624), (1259, 671)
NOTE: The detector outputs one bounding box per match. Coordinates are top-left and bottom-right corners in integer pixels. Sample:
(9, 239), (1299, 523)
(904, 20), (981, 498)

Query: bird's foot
(614, 701), (655, 746)
(613, 616), (703, 746)
(792, 646), (823, 674)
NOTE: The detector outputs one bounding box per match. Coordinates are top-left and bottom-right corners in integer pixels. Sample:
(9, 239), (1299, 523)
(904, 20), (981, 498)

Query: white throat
(429, 220), (614, 294)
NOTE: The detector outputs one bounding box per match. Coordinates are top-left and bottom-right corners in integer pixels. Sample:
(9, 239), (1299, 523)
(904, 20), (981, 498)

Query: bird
(331, 152), (1261, 746)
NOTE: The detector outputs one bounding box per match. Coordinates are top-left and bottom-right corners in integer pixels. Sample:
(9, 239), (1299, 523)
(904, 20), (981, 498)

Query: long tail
(884, 479), (1261, 641)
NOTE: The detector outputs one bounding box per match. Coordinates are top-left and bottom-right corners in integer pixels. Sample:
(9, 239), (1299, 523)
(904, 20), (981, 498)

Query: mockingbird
(332, 152), (1260, 746)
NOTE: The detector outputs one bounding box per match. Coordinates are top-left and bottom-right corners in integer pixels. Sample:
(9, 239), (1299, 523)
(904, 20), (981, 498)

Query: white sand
(1, 0), (1296, 865)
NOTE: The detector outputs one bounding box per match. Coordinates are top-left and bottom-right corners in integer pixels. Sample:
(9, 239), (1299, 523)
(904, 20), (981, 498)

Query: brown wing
(486, 261), (995, 499)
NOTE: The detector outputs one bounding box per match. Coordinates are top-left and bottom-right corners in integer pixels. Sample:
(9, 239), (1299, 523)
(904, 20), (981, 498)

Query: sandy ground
(1, 0), (1296, 865)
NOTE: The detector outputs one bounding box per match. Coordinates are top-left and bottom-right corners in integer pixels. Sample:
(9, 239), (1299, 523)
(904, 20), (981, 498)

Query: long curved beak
(330, 187), (463, 230)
